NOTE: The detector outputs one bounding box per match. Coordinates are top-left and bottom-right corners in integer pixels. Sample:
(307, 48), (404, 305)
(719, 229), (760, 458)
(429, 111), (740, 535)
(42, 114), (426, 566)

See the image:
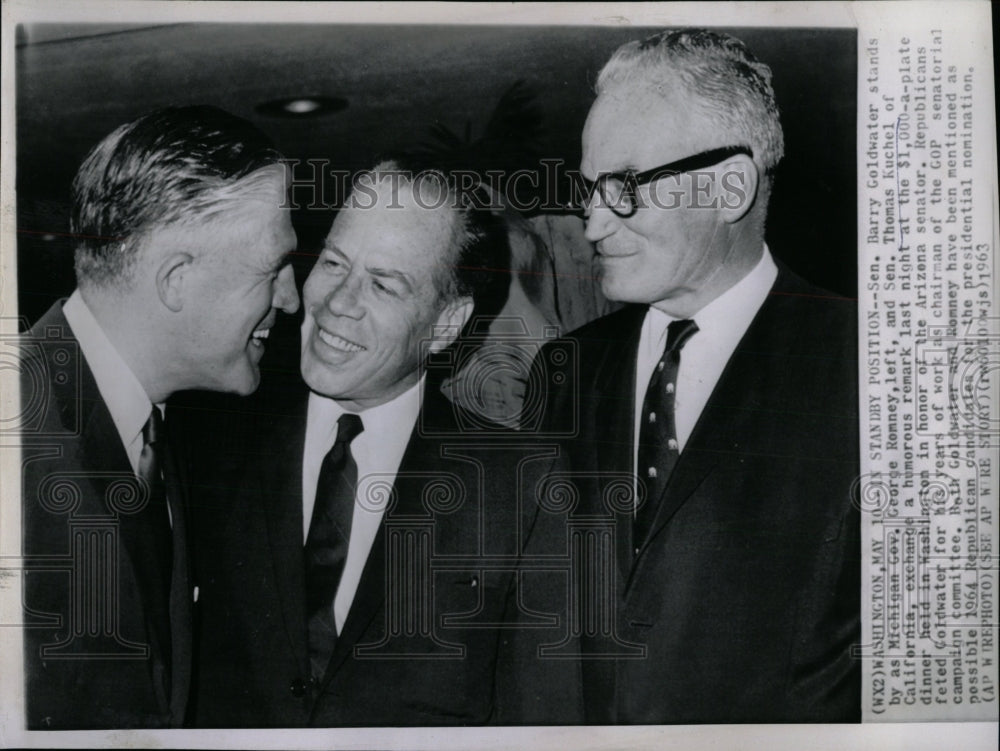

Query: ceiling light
(285, 99), (320, 114)
(255, 96), (348, 118)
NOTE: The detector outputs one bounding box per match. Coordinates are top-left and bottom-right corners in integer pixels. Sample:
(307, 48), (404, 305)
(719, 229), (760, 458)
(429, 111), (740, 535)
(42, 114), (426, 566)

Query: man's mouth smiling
(317, 327), (366, 353)
(249, 325), (271, 349)
(596, 242), (636, 260)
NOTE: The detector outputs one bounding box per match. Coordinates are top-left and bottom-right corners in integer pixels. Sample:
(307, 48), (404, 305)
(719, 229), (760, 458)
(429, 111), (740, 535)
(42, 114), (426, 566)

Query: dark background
(15, 24), (857, 326)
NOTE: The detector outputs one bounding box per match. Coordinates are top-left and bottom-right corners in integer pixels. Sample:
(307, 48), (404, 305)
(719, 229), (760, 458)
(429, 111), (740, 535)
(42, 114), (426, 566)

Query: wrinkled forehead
(581, 81), (708, 176)
(332, 179), (458, 276)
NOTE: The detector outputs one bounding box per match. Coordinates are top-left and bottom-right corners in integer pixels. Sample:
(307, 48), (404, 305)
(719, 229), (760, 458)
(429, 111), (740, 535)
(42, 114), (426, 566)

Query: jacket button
(289, 678), (307, 697)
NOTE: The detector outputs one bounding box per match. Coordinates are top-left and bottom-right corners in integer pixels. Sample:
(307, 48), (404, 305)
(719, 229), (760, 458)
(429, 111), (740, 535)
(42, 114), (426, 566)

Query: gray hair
(596, 28), (785, 179)
(72, 105), (283, 287)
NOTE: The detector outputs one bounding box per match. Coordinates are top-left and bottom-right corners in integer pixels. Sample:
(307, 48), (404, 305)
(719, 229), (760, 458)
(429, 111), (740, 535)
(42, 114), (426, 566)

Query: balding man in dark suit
(505, 29), (860, 724)
(185, 163), (540, 726)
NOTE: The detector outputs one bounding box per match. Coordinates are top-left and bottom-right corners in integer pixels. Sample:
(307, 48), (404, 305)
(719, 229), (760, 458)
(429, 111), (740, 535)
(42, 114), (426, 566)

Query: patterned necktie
(634, 318), (699, 550)
(305, 412), (364, 682)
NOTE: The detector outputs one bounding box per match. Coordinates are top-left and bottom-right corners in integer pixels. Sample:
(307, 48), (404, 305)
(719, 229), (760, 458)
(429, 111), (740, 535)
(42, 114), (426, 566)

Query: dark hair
(449, 184), (512, 327)
(72, 105), (283, 286)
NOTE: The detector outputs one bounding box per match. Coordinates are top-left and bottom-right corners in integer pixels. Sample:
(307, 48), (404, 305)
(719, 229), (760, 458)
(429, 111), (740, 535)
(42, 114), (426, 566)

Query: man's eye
(323, 256), (344, 270)
(373, 280), (397, 297)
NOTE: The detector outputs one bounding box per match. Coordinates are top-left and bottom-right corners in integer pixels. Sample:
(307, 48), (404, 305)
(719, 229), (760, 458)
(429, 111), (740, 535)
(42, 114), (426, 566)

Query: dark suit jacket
(182, 368), (532, 727)
(20, 301), (192, 729)
(504, 265), (860, 724)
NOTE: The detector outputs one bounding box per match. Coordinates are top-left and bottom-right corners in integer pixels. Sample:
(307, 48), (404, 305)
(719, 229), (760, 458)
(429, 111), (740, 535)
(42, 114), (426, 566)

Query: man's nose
(583, 197), (619, 244)
(273, 264), (300, 314)
(323, 274), (363, 318)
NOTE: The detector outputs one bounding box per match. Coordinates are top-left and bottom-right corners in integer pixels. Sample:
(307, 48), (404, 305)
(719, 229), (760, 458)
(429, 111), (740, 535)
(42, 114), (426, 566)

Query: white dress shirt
(632, 247), (779, 496)
(302, 377), (424, 633)
(63, 290), (160, 474)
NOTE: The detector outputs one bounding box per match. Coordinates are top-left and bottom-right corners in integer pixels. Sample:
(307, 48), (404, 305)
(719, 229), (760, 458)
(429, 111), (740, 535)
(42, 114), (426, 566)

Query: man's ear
(717, 153), (759, 224)
(428, 296), (474, 354)
(156, 251), (195, 312)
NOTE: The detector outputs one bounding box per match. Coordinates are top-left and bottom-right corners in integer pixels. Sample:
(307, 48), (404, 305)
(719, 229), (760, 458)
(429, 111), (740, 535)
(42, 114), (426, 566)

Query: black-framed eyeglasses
(577, 145), (753, 218)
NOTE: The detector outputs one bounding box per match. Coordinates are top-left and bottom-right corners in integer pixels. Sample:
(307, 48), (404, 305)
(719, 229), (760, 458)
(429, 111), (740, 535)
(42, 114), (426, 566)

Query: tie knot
(336, 413), (364, 446)
(142, 407), (164, 446)
(665, 319), (698, 353)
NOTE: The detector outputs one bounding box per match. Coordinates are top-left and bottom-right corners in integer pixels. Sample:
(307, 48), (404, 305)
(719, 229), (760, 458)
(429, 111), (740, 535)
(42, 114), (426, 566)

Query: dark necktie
(134, 408), (175, 694)
(634, 318), (699, 550)
(305, 412), (364, 682)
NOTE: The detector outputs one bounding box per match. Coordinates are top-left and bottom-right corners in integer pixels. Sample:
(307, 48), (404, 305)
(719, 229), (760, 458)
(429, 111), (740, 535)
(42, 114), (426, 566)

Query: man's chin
(239, 372), (261, 395)
(599, 273), (633, 304)
(301, 356), (348, 398)
(228, 365), (261, 396)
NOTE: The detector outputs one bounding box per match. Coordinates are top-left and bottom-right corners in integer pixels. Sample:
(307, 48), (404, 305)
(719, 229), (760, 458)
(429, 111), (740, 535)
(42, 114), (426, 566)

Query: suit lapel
(630, 384), (723, 568)
(318, 522), (386, 682)
(318, 383), (439, 686)
(75, 365), (166, 648)
(163, 434), (193, 727)
(591, 306), (644, 578)
(577, 310), (645, 723)
(625, 433), (717, 594)
(40, 306), (135, 514)
(260, 387), (311, 678)
(161, 417), (192, 727)
(42, 305), (174, 713)
(627, 273), (789, 585)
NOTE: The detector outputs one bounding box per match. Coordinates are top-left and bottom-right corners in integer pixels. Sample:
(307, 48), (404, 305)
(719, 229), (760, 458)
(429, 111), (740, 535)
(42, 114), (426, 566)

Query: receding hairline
(343, 168), (469, 302)
(591, 29), (784, 176)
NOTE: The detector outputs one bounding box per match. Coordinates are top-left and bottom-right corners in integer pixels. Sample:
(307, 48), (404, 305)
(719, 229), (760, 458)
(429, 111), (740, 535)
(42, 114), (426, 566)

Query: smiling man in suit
(509, 29), (860, 723)
(187, 162), (529, 726)
(18, 106), (300, 728)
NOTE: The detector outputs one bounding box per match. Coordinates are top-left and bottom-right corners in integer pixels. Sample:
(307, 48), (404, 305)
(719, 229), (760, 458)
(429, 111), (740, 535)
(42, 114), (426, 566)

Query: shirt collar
(306, 374), (425, 447)
(645, 245), (778, 345)
(62, 289), (155, 448)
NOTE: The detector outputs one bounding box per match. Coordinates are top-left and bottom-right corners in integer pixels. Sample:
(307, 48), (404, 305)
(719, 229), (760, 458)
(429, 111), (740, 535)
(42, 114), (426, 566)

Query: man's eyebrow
(582, 162), (640, 178)
(366, 266), (414, 292)
(318, 244), (349, 260)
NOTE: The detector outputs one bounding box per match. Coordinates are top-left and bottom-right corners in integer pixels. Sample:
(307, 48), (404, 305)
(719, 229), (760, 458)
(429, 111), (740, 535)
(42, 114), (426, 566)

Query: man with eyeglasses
(504, 29), (859, 724)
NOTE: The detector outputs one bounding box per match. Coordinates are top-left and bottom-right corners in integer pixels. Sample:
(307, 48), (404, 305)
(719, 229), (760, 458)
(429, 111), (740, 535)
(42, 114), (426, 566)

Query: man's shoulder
(20, 300), (79, 380)
(415, 380), (518, 441)
(742, 263), (858, 412)
(18, 300), (94, 438)
(533, 305), (643, 368)
(565, 304), (643, 344)
(24, 299), (72, 338)
(768, 264), (857, 326)
(411, 381), (543, 473)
